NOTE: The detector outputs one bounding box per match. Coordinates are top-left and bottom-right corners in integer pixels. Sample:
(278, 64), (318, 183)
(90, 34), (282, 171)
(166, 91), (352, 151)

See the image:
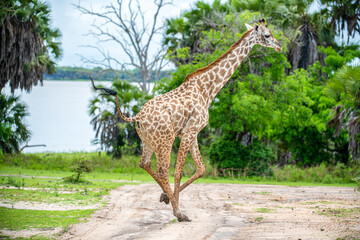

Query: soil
(61, 183), (359, 240)
(2, 183), (359, 239)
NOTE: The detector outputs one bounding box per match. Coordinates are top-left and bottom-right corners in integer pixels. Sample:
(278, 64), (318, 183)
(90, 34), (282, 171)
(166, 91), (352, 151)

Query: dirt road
(61, 183), (359, 240)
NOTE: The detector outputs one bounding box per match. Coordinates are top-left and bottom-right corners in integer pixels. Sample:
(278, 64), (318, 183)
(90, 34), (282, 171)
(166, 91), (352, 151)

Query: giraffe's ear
(245, 23), (253, 30)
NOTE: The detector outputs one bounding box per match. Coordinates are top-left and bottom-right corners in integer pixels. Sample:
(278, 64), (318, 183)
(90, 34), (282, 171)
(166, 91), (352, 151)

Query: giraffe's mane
(184, 28), (253, 83)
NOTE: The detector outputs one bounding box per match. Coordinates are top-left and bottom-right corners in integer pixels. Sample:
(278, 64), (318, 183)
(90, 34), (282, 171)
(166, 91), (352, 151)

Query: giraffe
(91, 19), (282, 222)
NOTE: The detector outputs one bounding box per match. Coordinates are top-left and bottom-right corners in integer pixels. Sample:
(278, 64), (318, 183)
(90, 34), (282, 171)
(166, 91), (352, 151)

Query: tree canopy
(0, 0), (61, 93)
(89, 0), (360, 171)
(0, 0), (61, 154)
(156, 0), (360, 169)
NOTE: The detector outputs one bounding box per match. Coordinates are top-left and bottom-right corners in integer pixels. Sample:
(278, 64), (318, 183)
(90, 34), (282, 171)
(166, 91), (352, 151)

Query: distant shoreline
(43, 79), (113, 82)
(43, 66), (172, 82)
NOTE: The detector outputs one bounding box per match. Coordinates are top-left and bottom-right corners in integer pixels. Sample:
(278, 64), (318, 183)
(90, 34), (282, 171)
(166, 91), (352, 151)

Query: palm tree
(326, 65), (360, 161)
(320, 0), (360, 44)
(89, 79), (152, 157)
(232, 0), (324, 72)
(286, 15), (320, 73)
(0, 93), (31, 153)
(164, 0), (231, 65)
(0, 0), (61, 93)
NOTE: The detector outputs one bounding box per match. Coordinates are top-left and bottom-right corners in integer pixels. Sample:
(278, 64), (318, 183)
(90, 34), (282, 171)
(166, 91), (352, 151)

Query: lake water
(8, 80), (116, 153)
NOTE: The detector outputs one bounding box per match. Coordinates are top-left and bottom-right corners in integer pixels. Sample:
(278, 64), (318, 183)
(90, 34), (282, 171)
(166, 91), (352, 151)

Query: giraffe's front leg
(179, 138), (205, 192)
(172, 132), (197, 222)
(155, 149), (189, 222)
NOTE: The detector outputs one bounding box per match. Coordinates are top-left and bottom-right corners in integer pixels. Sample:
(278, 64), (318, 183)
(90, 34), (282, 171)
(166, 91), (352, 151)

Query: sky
(47, 0), (214, 68)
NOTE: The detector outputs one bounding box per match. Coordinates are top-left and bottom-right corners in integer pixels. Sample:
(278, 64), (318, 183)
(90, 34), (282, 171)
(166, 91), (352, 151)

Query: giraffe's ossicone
(91, 19), (282, 222)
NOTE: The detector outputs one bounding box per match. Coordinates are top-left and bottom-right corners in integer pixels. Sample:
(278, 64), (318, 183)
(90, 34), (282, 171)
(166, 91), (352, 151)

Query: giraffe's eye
(264, 34), (270, 38)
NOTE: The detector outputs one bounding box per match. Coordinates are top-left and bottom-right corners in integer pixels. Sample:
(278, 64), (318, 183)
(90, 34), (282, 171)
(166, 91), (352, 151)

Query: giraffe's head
(246, 19), (282, 52)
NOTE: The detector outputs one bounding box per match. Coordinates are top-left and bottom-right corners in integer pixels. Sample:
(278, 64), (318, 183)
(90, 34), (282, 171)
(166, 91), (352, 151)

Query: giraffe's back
(133, 81), (208, 147)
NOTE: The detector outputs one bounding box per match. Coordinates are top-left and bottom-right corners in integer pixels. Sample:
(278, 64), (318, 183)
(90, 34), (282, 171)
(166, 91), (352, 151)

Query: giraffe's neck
(196, 32), (255, 107)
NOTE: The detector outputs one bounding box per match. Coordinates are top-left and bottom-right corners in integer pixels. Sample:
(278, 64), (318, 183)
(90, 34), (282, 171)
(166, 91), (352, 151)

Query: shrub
(63, 158), (93, 183)
(271, 162), (359, 183)
(1, 177), (25, 188)
(355, 169), (360, 192)
(209, 134), (275, 177)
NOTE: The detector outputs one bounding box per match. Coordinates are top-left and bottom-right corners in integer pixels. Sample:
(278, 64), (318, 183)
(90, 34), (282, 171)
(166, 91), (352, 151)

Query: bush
(63, 158), (93, 183)
(209, 134), (275, 177)
(0, 177), (25, 188)
(271, 162), (359, 183)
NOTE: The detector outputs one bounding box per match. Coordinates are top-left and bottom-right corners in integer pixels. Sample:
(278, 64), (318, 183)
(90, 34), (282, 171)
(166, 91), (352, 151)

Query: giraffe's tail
(90, 77), (136, 123)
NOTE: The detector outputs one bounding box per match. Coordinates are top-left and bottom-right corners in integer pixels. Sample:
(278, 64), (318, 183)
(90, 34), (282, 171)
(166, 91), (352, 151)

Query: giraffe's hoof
(159, 192), (169, 205)
(177, 214), (191, 222)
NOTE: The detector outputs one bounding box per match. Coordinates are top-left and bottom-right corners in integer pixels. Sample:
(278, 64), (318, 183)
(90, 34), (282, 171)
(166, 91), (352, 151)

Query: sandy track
(60, 183), (359, 240)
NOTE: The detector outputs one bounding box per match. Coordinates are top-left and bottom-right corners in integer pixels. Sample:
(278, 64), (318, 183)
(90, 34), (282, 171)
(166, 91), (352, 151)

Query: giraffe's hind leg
(139, 143), (169, 204)
(155, 144), (190, 222)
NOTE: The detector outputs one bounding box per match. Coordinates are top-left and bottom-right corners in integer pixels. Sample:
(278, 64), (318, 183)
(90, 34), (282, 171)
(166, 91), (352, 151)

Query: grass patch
(256, 208), (276, 213)
(0, 152), (214, 178)
(233, 203), (243, 206)
(0, 152), (358, 187)
(0, 166), (357, 187)
(318, 207), (360, 218)
(253, 191), (271, 195)
(0, 188), (107, 206)
(0, 175), (133, 190)
(0, 235), (52, 240)
(302, 201), (344, 205)
(0, 207), (96, 230)
(193, 177), (356, 187)
(271, 163), (359, 184)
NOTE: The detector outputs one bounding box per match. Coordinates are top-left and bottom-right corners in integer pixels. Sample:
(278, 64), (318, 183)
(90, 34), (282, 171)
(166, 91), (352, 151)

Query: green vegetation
(1, 152), (358, 186)
(0, 159), (132, 237)
(0, 0), (62, 93)
(253, 192), (271, 195)
(89, 80), (153, 158)
(153, 0), (360, 178)
(0, 94), (31, 154)
(82, 1), (360, 185)
(271, 163), (358, 184)
(318, 207), (360, 218)
(0, 236), (51, 240)
(210, 136), (275, 177)
(256, 208), (275, 213)
(0, 151), (357, 238)
(1, 0), (61, 155)
(0, 188), (107, 206)
(302, 201), (344, 205)
(0, 207), (95, 231)
(63, 158), (93, 183)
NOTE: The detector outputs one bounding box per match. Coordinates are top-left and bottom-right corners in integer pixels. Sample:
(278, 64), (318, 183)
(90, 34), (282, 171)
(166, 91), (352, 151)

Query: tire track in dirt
(60, 183), (360, 240)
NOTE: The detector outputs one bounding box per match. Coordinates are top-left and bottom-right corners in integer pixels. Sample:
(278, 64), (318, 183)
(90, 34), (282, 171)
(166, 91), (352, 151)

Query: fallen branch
(20, 144), (46, 152)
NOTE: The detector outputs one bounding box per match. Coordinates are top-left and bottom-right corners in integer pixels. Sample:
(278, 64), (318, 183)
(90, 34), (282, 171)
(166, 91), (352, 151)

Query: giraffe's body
(94, 19), (282, 221)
